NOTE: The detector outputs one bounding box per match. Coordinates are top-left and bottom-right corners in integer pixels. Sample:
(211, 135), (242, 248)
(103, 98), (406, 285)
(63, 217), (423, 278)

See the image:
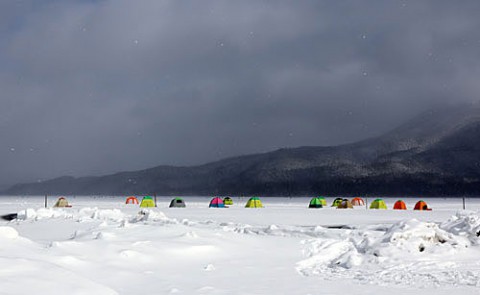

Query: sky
(1, 0), (480, 187)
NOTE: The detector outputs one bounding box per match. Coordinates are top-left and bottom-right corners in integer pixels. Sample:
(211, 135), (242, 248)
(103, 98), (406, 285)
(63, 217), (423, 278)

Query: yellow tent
(54, 197), (71, 208)
(337, 199), (353, 209)
(140, 196), (156, 208)
(245, 197), (263, 208)
(369, 198), (387, 210)
(223, 197), (234, 206)
(318, 197), (327, 206)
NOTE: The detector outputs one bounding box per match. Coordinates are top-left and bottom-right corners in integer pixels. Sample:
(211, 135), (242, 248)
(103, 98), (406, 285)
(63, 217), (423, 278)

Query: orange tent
(125, 196), (139, 204)
(414, 200), (431, 211)
(351, 197), (365, 206)
(393, 200), (407, 210)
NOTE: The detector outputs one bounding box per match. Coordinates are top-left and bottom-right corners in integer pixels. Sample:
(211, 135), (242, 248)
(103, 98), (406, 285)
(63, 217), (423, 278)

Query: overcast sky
(1, 0), (480, 186)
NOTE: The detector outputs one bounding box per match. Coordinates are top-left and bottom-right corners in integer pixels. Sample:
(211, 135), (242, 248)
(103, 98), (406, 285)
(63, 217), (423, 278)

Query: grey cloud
(1, 0), (480, 186)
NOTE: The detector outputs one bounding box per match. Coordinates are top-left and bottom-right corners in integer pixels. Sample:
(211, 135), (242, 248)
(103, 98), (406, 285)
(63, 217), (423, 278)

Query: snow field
(0, 196), (480, 294)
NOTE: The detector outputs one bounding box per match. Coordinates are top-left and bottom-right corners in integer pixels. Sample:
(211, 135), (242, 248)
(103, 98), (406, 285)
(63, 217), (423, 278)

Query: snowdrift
(1, 202), (480, 293)
(297, 211), (480, 287)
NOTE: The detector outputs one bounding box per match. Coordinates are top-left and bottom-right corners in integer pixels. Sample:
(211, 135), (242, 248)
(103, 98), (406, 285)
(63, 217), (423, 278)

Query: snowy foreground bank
(1, 197), (480, 295)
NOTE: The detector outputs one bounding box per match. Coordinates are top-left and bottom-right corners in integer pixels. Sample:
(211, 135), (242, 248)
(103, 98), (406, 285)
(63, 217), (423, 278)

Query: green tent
(331, 197), (343, 207)
(308, 197), (323, 208)
(369, 198), (387, 210)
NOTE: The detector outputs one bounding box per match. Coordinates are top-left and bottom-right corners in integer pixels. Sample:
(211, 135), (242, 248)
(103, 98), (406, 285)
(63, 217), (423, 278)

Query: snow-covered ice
(1, 196), (480, 294)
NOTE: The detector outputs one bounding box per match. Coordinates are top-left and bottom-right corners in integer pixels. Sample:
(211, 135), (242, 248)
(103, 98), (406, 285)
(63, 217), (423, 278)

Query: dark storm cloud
(1, 0), (480, 186)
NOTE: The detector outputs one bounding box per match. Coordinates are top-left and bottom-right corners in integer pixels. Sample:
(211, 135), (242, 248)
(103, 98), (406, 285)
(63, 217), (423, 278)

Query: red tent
(393, 200), (407, 210)
(125, 196), (139, 204)
(414, 200), (431, 211)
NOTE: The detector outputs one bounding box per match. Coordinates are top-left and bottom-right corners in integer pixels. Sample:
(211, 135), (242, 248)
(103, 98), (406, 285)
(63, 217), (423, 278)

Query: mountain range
(5, 104), (480, 196)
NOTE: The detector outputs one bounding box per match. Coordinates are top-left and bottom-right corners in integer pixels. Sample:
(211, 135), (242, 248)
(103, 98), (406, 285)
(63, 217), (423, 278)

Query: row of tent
(125, 196), (263, 208)
(309, 197), (432, 210)
(51, 196), (259, 208)
(52, 196), (431, 211)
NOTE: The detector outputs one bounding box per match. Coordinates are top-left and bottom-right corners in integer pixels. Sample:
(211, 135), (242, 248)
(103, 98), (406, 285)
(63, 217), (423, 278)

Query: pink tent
(209, 197), (225, 208)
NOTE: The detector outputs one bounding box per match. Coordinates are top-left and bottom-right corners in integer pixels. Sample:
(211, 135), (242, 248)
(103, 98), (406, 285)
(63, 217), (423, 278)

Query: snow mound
(16, 207), (126, 221)
(221, 223), (330, 238)
(78, 208), (125, 222)
(376, 218), (470, 257)
(14, 207), (178, 226)
(204, 264), (216, 271)
(129, 209), (176, 224)
(440, 211), (480, 244)
(17, 208), (75, 220)
(0, 226), (118, 294)
(0, 226), (19, 240)
(297, 213), (480, 287)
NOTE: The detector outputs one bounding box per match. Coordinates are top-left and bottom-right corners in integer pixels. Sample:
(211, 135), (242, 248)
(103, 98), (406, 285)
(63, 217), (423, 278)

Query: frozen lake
(1, 196), (479, 295)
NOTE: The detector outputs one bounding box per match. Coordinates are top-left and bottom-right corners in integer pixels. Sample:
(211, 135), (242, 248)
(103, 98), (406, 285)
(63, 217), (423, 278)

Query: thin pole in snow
(154, 193), (157, 207)
(463, 196), (466, 210)
(44, 194), (47, 208)
(365, 197), (368, 210)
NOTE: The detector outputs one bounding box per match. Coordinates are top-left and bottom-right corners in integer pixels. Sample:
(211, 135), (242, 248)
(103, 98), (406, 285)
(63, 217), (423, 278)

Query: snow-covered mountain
(6, 104), (480, 196)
